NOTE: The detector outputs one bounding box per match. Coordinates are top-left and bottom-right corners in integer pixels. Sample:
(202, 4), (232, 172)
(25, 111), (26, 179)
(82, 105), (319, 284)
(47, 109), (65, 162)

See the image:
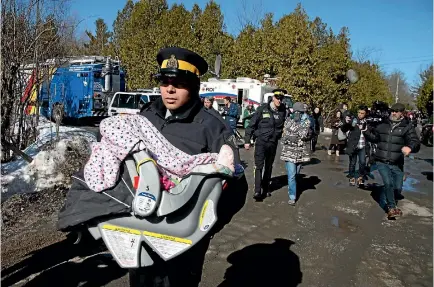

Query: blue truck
(35, 56), (126, 121)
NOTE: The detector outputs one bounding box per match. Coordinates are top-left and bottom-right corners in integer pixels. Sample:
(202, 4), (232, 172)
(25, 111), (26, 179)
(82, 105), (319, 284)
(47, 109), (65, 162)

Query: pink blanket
(84, 115), (233, 192)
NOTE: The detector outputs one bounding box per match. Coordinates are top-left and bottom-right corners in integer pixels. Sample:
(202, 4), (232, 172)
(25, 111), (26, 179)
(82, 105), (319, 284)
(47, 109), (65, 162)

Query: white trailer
(199, 77), (292, 121)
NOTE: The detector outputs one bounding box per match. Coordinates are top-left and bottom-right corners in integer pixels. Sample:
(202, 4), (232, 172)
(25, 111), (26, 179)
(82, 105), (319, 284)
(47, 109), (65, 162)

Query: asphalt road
(2, 130), (433, 287)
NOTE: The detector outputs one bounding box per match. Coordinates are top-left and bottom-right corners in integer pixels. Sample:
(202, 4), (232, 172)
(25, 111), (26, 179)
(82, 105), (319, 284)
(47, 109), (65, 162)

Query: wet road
(2, 131), (432, 287)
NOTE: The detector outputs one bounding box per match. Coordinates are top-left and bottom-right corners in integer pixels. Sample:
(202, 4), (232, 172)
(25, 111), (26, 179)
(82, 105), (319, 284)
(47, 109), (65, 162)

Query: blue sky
(69, 0), (433, 85)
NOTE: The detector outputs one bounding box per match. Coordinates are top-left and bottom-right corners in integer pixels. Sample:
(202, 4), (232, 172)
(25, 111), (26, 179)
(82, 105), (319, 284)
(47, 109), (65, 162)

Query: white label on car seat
(199, 200), (216, 232)
(143, 231), (192, 259)
(133, 192), (156, 216)
(101, 224), (141, 268)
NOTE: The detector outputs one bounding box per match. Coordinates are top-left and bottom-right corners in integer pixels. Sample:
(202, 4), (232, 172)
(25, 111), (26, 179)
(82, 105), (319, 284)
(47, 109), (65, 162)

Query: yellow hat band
(274, 91), (284, 95)
(161, 59), (200, 76)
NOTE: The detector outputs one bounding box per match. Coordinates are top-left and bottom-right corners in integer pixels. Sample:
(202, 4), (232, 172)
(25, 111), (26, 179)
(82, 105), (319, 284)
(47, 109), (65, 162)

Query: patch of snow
(2, 118), (96, 174)
(1, 119), (96, 201)
(399, 199), (432, 217)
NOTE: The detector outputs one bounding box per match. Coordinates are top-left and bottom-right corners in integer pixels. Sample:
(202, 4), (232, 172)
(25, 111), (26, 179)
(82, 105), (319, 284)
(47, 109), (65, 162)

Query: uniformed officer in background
(244, 89), (287, 200)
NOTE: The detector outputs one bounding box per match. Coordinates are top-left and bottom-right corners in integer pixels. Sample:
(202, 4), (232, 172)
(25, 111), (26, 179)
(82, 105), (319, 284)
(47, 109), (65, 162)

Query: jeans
(377, 162), (404, 209)
(348, 148), (366, 178)
(285, 161), (301, 200)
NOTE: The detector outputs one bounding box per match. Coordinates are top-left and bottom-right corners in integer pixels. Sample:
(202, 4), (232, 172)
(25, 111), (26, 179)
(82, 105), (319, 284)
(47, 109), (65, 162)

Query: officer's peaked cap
(157, 47), (208, 78)
(272, 89), (287, 96)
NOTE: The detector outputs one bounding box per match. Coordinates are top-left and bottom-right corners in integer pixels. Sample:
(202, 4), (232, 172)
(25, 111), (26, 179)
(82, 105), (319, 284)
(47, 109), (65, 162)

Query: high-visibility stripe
(161, 59), (199, 76)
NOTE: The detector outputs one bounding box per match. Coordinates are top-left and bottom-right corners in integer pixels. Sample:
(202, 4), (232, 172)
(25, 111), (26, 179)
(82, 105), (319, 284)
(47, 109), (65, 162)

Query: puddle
(334, 180), (347, 188)
(330, 216), (358, 232)
(331, 216), (339, 227)
(402, 177), (420, 193)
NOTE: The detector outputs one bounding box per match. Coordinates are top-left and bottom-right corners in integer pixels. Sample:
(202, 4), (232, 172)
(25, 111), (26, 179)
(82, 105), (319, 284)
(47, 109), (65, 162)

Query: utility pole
(395, 75), (400, 103)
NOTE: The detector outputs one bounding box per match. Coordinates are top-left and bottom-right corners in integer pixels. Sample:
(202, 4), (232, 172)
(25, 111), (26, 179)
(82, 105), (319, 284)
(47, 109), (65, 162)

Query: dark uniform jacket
(363, 117), (420, 165)
(58, 96), (240, 231)
(244, 103), (286, 143)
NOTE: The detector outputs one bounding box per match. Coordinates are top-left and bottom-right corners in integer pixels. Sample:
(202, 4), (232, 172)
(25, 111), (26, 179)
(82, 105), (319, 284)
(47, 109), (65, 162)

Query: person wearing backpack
(244, 89), (287, 200)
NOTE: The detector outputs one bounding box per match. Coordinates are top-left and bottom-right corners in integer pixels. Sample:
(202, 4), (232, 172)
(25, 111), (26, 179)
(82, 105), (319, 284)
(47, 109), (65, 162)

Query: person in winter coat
(222, 96), (239, 132)
(243, 103), (255, 129)
(280, 102), (313, 206)
(363, 103), (420, 219)
(341, 105), (370, 187)
(328, 110), (346, 156)
(311, 107), (324, 152)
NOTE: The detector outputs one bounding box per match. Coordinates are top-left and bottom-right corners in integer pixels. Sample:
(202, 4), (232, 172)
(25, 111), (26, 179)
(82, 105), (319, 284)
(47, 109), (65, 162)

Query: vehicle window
(149, 95), (160, 102)
(117, 94), (136, 108)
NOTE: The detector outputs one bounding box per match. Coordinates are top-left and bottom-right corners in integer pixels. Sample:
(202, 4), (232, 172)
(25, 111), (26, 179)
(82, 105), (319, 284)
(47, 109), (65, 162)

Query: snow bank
(2, 118), (96, 174)
(1, 119), (97, 201)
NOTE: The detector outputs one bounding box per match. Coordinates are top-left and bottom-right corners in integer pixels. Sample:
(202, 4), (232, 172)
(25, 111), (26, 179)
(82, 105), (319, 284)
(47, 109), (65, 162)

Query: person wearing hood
(362, 103), (420, 219)
(280, 102), (314, 206)
(244, 89), (287, 200)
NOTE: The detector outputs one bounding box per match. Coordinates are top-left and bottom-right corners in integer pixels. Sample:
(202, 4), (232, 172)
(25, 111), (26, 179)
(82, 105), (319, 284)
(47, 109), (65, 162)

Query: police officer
(244, 89), (287, 200)
(60, 47), (243, 286)
(141, 47), (240, 158)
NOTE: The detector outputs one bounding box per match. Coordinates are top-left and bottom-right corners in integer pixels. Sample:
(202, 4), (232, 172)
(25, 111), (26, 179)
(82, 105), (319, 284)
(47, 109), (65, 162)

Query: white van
(108, 92), (161, 116)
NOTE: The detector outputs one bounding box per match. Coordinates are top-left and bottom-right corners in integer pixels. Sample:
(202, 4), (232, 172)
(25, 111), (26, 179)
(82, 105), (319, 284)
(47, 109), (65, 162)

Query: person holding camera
(341, 105), (370, 186)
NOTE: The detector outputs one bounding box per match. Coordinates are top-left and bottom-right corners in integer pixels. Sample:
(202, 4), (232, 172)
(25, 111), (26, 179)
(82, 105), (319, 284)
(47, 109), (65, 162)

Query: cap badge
(166, 54), (178, 69)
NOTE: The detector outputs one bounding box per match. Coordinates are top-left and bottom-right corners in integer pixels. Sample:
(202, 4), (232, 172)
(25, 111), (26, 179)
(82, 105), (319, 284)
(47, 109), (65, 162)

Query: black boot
(253, 167), (263, 200)
(253, 192), (262, 200)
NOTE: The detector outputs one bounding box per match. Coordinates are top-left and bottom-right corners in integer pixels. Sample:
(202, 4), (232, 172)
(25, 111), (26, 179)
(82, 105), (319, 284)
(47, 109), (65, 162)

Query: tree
(1, 0), (76, 162)
(84, 18), (112, 55)
(118, 0), (168, 89)
(415, 65), (433, 115)
(347, 61), (392, 109)
(387, 70), (414, 108)
(112, 0), (134, 57)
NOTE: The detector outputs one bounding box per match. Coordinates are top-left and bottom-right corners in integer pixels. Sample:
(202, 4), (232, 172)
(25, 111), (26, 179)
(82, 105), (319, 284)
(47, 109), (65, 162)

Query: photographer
(341, 105), (371, 186)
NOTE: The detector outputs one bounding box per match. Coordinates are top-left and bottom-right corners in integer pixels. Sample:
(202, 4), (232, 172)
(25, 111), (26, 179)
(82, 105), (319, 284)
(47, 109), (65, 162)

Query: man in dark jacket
(58, 47), (244, 286)
(341, 105), (370, 186)
(244, 89), (287, 200)
(364, 103), (420, 219)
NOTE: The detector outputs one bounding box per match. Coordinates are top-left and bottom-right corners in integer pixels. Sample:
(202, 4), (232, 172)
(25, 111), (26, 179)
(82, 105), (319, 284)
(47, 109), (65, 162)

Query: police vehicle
(108, 91), (161, 116)
(21, 56), (126, 121)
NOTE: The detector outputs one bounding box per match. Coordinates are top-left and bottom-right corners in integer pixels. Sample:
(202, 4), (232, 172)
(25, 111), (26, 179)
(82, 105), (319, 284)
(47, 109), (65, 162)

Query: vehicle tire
(129, 267), (170, 287)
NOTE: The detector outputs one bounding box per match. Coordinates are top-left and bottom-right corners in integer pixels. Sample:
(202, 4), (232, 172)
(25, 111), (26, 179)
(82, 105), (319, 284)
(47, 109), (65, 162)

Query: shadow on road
(421, 171), (433, 181)
(269, 174), (321, 199)
(1, 235), (126, 287)
(302, 158), (321, 166)
(213, 174), (248, 235)
(218, 238), (302, 287)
